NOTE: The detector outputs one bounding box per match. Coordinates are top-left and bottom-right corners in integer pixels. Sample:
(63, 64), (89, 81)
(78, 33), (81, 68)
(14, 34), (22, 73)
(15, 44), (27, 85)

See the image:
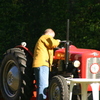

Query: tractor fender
(15, 45), (33, 56)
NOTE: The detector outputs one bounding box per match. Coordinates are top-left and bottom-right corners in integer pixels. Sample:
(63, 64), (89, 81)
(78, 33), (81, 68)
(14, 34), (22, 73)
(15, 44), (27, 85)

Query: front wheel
(49, 75), (69, 100)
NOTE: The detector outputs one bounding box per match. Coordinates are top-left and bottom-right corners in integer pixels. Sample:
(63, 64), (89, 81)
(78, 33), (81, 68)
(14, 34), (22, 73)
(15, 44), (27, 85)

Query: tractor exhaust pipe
(65, 19), (70, 69)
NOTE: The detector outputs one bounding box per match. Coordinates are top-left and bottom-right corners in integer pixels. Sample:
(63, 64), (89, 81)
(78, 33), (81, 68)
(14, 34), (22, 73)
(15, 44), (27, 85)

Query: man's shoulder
(40, 35), (52, 39)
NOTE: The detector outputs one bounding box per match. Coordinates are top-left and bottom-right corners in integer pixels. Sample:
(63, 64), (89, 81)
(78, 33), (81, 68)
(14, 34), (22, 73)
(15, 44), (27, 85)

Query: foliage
(0, 0), (100, 60)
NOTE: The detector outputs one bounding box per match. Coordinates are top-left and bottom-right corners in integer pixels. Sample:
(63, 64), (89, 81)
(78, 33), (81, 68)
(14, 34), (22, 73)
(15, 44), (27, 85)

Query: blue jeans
(34, 66), (49, 100)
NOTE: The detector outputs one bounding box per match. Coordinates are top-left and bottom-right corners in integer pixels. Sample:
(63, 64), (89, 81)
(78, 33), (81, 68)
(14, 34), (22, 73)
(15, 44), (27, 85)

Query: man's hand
(57, 39), (61, 42)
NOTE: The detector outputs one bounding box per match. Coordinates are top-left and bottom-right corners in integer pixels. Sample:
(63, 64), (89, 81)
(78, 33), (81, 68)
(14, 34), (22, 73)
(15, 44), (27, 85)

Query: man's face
(46, 29), (55, 38)
(52, 32), (55, 38)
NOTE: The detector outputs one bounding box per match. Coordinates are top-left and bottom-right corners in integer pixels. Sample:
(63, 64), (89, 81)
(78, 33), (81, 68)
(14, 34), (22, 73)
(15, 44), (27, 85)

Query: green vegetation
(0, 0), (100, 59)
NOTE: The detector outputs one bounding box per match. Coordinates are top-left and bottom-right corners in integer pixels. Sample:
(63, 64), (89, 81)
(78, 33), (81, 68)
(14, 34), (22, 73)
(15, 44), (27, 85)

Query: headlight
(73, 60), (80, 68)
(90, 63), (100, 74)
(21, 42), (27, 47)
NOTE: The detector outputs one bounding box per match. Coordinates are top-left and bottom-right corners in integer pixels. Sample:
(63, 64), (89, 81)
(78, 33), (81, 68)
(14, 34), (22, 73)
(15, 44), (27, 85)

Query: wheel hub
(52, 84), (60, 100)
(7, 66), (20, 91)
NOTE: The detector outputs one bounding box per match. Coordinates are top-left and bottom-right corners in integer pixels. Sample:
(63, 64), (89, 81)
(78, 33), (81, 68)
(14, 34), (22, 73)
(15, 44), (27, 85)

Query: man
(32, 28), (60, 100)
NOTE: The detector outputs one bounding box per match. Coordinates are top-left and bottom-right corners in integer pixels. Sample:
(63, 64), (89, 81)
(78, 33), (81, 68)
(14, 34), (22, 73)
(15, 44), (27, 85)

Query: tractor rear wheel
(49, 75), (69, 100)
(0, 48), (33, 100)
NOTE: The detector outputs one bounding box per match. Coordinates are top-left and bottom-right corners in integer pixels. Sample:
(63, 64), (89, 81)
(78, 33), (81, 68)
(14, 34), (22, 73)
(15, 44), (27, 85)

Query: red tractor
(0, 20), (100, 100)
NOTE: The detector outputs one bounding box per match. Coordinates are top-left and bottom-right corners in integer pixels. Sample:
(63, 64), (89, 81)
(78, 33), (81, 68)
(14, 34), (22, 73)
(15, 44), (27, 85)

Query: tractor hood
(54, 45), (100, 60)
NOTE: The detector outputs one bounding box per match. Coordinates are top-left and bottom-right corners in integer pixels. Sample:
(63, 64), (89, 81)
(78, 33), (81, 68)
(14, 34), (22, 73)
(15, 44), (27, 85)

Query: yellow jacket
(32, 35), (60, 70)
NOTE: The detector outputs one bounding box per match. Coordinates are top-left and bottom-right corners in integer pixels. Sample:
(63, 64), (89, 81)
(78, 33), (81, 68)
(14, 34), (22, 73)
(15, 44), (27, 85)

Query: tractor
(0, 19), (100, 100)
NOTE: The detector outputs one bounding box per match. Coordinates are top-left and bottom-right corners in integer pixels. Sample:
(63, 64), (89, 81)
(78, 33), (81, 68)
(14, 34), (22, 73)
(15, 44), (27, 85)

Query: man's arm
(42, 37), (60, 49)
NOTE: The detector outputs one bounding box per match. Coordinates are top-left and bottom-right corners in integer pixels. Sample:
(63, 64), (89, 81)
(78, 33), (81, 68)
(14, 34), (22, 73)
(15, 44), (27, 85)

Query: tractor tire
(49, 75), (69, 100)
(0, 48), (33, 100)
